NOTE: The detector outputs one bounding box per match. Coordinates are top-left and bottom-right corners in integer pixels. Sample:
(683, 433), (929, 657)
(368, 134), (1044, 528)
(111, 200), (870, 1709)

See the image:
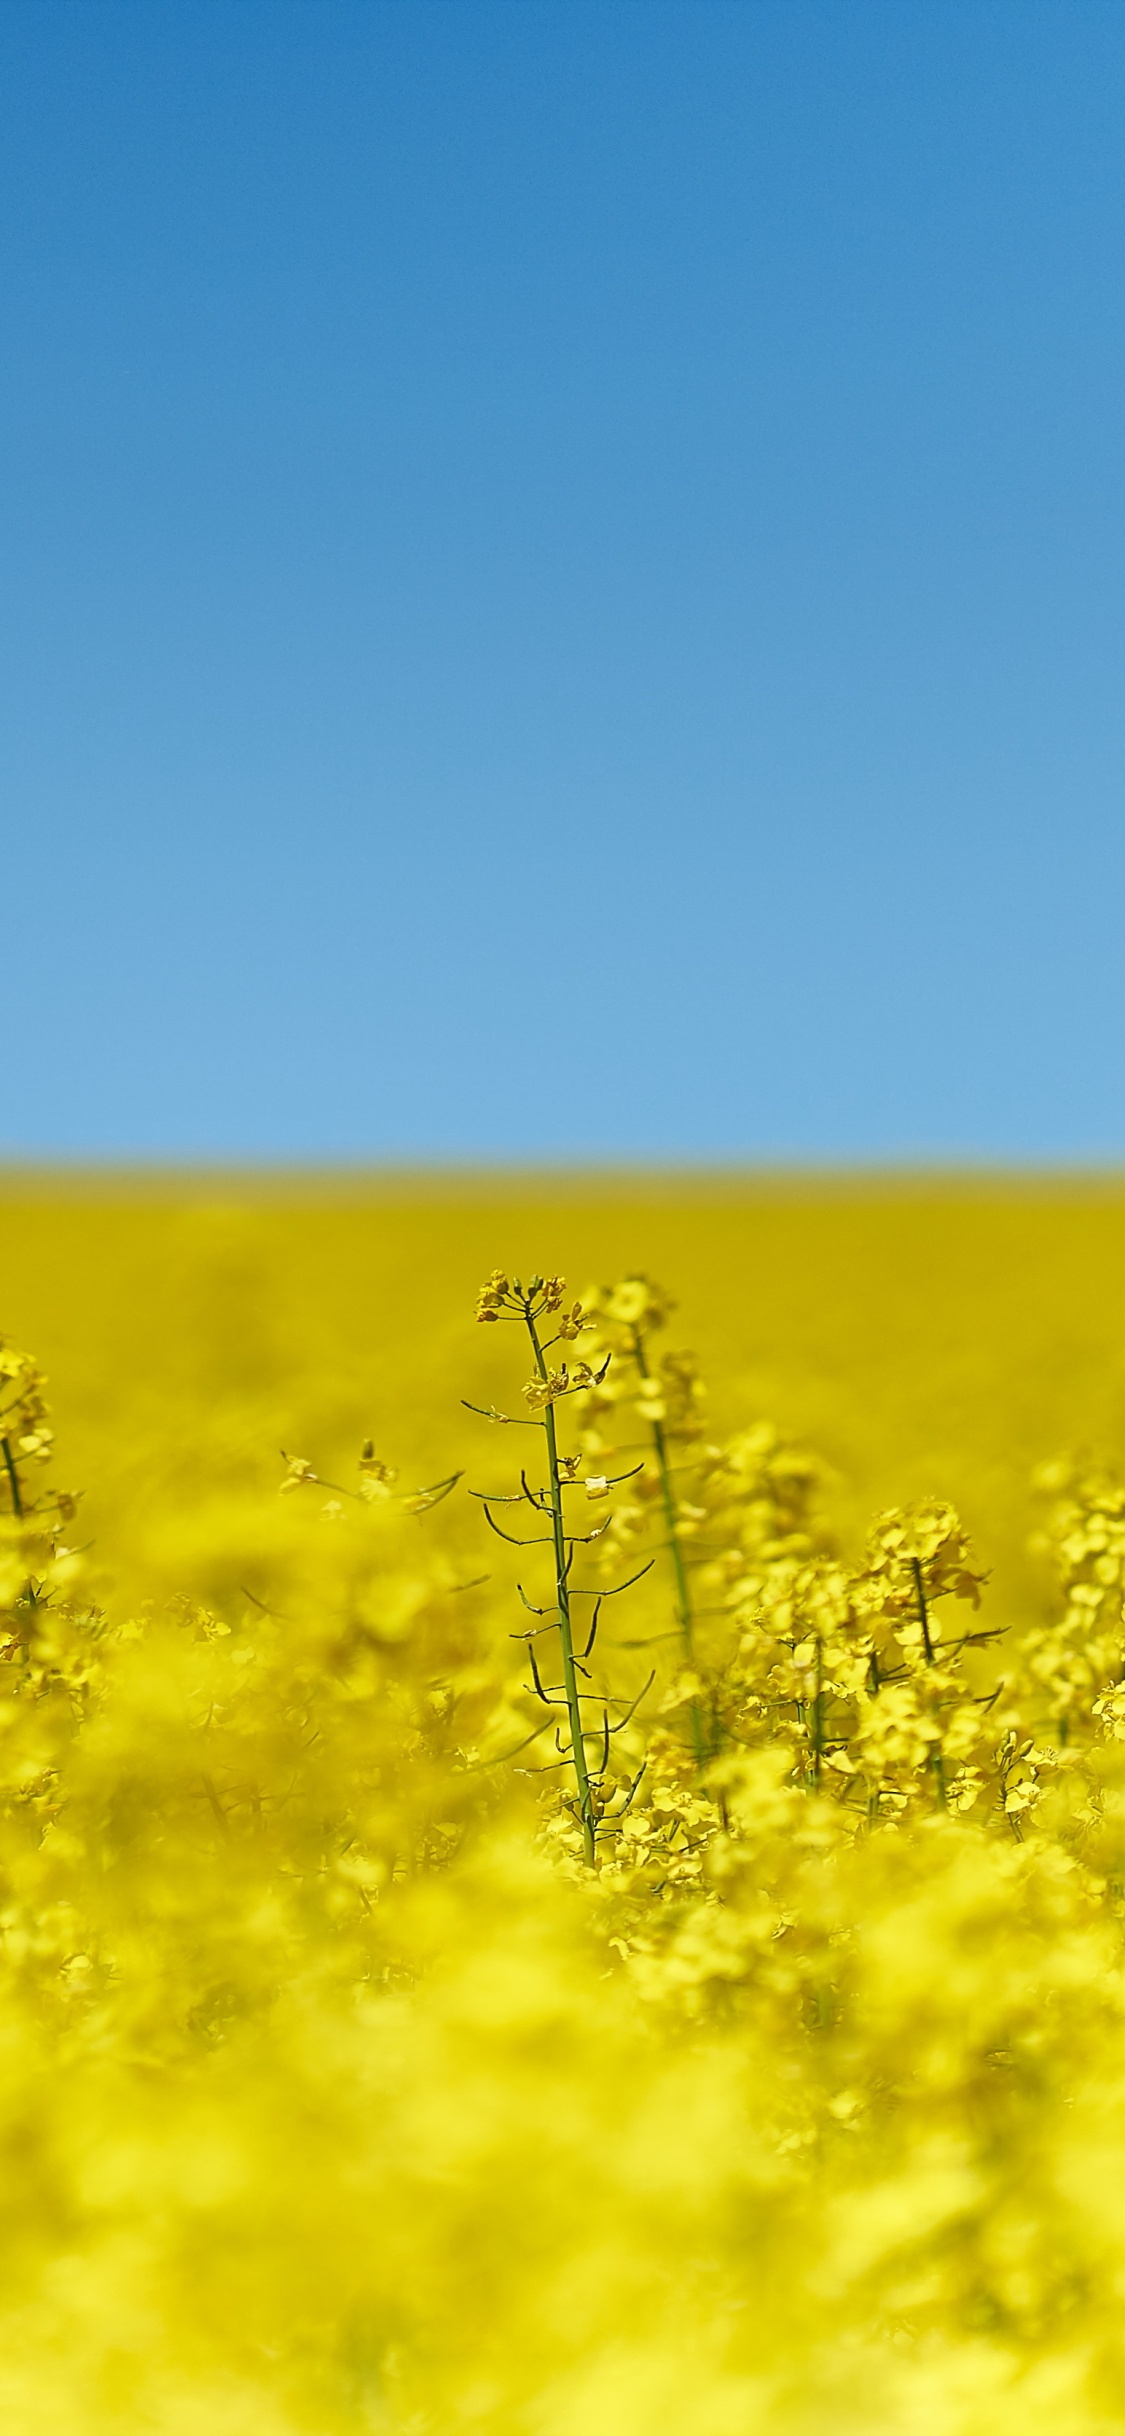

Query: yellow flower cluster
(3, 1201), (1125, 2432)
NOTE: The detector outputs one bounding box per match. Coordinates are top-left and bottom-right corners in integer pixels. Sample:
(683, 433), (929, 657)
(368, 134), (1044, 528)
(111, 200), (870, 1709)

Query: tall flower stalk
(574, 1278), (712, 1764)
(627, 1317), (697, 1665)
(470, 1272), (652, 1865)
(0, 1341), (79, 1636)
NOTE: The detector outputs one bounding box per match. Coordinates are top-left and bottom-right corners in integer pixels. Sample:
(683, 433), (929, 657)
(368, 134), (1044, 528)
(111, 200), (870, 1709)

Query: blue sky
(3, 0), (1125, 1161)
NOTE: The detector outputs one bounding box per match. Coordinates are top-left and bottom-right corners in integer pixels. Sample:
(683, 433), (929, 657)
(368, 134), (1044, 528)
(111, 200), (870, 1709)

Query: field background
(4, 1173), (1125, 1625)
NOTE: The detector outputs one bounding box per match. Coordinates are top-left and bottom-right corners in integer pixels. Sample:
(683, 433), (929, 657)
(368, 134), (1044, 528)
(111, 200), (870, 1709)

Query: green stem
(631, 1327), (707, 1764)
(1, 1437), (23, 1520)
(632, 1333), (695, 1657)
(812, 1634), (824, 1789)
(910, 1556), (934, 1664)
(525, 1308), (597, 1865)
(911, 1556), (946, 1808)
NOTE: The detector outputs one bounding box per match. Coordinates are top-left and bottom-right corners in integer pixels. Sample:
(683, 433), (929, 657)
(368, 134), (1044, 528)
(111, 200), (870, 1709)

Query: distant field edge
(2, 1161), (1125, 1203)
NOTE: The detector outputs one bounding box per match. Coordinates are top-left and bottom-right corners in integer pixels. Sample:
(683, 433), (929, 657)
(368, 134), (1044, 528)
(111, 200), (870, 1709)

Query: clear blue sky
(4, 0), (1125, 1161)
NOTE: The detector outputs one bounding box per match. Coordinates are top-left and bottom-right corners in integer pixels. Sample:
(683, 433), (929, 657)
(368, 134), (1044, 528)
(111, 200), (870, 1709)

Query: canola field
(4, 1172), (1125, 2433)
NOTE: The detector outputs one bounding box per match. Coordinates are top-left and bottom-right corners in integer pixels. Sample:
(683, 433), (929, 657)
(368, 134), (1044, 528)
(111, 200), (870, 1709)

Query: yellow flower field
(3, 1172), (1125, 2434)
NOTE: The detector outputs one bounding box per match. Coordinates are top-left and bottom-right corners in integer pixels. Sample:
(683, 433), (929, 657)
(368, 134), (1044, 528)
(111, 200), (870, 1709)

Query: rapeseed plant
(470, 1271), (653, 1863)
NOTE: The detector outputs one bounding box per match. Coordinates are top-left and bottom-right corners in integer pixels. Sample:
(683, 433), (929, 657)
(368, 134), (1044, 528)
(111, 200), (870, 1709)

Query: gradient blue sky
(4, 0), (1125, 1160)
